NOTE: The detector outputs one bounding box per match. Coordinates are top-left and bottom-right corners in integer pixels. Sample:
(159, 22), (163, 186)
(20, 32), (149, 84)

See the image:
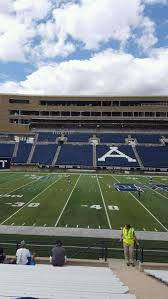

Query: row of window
(9, 98), (168, 107)
(10, 110), (168, 117)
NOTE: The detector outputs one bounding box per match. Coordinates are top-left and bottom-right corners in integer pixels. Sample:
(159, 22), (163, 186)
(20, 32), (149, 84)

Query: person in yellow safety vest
(120, 224), (139, 266)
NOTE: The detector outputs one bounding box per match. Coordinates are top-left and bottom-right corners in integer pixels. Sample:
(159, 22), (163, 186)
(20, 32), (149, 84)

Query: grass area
(0, 171), (168, 232)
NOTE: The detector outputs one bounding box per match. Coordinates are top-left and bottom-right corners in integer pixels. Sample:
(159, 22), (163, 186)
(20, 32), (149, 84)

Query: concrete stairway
(52, 145), (61, 166)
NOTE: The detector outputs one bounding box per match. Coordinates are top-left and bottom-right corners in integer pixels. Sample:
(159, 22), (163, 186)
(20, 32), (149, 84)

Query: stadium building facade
(0, 94), (168, 132)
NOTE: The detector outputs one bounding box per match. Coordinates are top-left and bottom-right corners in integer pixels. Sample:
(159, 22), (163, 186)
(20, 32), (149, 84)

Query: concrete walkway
(0, 225), (168, 240)
(109, 259), (168, 299)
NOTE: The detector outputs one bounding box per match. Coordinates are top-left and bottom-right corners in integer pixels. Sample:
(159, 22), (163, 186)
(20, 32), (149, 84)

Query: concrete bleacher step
(13, 141), (19, 158)
(0, 264), (136, 299)
(27, 142), (36, 164)
(144, 269), (168, 284)
(52, 144), (62, 166)
(132, 145), (144, 168)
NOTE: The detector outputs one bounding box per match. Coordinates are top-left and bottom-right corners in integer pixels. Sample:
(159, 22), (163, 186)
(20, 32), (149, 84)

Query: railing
(0, 240), (168, 263)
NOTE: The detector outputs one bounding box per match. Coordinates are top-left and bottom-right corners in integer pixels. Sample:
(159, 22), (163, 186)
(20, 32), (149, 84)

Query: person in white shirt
(16, 240), (31, 265)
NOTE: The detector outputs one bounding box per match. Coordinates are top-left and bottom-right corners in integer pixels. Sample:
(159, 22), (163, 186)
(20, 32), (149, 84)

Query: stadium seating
(97, 145), (139, 167)
(12, 141), (32, 164)
(0, 143), (14, 157)
(0, 264), (136, 299)
(57, 144), (93, 166)
(136, 146), (168, 168)
(131, 134), (161, 144)
(96, 133), (128, 143)
(37, 132), (58, 142)
(65, 133), (92, 142)
(31, 144), (58, 165)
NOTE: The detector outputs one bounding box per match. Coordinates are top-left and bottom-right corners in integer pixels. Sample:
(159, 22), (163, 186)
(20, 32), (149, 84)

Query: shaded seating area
(96, 133), (128, 143)
(57, 144), (93, 166)
(0, 143), (15, 157)
(37, 132), (58, 142)
(13, 141), (32, 164)
(65, 133), (92, 142)
(136, 146), (168, 168)
(31, 144), (58, 165)
(131, 134), (161, 144)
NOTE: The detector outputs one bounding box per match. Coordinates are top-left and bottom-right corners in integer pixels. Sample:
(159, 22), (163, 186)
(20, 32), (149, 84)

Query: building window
(9, 99), (29, 104)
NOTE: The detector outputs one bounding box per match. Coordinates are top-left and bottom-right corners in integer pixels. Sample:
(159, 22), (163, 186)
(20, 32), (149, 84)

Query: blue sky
(0, 0), (167, 95)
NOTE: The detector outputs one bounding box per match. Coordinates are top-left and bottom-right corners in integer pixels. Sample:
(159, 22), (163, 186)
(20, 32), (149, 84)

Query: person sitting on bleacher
(16, 240), (31, 265)
(50, 240), (66, 267)
(0, 247), (6, 263)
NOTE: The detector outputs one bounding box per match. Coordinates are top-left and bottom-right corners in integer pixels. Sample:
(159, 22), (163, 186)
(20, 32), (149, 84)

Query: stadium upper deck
(0, 94), (168, 133)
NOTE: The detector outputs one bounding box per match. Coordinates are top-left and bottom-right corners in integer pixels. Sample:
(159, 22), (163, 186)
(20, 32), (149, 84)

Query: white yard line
(55, 175), (81, 227)
(111, 175), (168, 232)
(96, 175), (112, 229)
(0, 175), (62, 225)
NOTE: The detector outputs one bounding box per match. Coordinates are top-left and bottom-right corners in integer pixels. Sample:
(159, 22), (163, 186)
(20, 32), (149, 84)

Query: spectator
(16, 240), (31, 265)
(0, 247), (6, 263)
(120, 224), (139, 267)
(50, 240), (66, 266)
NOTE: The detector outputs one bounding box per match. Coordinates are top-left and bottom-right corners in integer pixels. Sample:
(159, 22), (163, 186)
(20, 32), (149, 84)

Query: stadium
(0, 93), (168, 298)
(0, 0), (168, 297)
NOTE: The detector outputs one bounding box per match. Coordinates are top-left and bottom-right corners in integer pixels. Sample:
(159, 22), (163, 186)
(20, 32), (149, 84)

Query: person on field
(120, 224), (139, 266)
(16, 240), (31, 265)
(50, 240), (66, 267)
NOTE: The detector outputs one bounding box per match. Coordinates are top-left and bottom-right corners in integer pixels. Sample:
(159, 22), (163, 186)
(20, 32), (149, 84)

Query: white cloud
(14, 0), (53, 21)
(52, 0), (144, 49)
(137, 17), (158, 50)
(1, 48), (167, 95)
(0, 0), (160, 62)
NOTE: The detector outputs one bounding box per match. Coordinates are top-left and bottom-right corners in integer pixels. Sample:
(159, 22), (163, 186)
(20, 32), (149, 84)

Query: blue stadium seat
(57, 144), (93, 166)
(31, 144), (57, 165)
(65, 133), (92, 142)
(13, 141), (32, 164)
(96, 133), (128, 143)
(0, 143), (14, 157)
(131, 134), (161, 144)
(97, 145), (139, 167)
(136, 145), (168, 168)
(37, 132), (58, 142)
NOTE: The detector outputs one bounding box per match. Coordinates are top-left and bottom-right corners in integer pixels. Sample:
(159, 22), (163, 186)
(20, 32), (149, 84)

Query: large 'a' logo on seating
(98, 147), (136, 162)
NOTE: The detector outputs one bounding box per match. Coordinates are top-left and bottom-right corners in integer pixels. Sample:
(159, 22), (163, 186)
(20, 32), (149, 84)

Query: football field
(0, 172), (168, 232)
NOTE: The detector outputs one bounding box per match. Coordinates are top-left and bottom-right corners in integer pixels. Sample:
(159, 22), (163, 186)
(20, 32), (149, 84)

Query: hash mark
(143, 227), (146, 231)
(43, 224), (46, 227)
(76, 225), (78, 228)
(99, 225), (101, 229)
(11, 223), (14, 226)
(155, 228), (158, 232)
(33, 223), (36, 226)
(88, 225), (90, 228)
(65, 224), (68, 227)
(22, 223), (25, 226)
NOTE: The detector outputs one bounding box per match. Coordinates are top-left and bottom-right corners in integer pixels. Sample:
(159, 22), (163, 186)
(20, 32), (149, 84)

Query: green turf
(0, 171), (167, 232)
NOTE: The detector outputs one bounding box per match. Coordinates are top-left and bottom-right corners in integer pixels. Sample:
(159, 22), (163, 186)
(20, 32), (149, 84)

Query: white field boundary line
(3, 171), (168, 178)
(0, 175), (62, 225)
(111, 175), (168, 232)
(97, 175), (112, 229)
(55, 175), (81, 227)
